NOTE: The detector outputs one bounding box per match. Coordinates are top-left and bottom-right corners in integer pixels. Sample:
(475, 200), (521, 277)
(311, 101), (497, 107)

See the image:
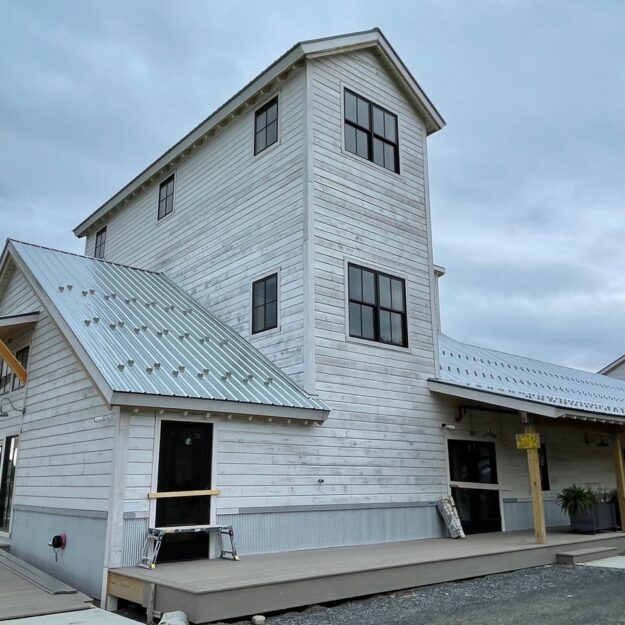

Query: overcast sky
(1, 0), (624, 372)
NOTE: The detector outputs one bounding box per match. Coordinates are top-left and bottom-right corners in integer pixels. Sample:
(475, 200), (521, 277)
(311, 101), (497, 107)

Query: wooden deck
(108, 529), (625, 624)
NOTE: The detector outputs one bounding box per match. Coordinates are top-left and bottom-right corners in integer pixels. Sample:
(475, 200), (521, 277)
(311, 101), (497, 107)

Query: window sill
(340, 145), (402, 180)
(156, 209), (176, 226)
(345, 334), (410, 354)
(250, 325), (281, 339)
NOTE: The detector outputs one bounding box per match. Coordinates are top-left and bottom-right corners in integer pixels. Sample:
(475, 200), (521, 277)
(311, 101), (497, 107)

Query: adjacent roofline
(0, 312), (39, 329)
(428, 379), (625, 425)
(73, 28), (445, 238)
(110, 392), (329, 421)
(598, 354), (625, 375)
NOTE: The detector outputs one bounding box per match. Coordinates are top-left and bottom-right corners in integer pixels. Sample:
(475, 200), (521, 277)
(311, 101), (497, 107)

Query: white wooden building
(0, 29), (624, 606)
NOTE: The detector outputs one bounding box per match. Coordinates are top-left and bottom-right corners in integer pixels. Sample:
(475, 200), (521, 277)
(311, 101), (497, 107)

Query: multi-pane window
(252, 273), (278, 334)
(94, 226), (107, 259)
(344, 90), (399, 173)
(0, 345), (29, 395)
(158, 175), (175, 220)
(348, 264), (407, 347)
(448, 440), (498, 485)
(254, 97), (278, 155)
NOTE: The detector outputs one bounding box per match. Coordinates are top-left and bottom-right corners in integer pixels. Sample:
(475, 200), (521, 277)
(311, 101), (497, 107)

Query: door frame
(445, 434), (506, 532)
(149, 414), (220, 530)
(0, 430), (20, 538)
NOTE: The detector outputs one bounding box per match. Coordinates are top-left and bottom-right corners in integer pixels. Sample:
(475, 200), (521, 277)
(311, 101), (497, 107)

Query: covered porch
(108, 528), (625, 624)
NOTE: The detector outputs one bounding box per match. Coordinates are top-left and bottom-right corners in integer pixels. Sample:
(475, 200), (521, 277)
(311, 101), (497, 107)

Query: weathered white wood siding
(84, 69), (308, 384)
(0, 265), (115, 513)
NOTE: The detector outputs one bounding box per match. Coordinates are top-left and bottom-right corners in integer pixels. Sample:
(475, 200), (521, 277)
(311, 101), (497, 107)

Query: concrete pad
(579, 555), (625, 569)
(4, 608), (138, 624)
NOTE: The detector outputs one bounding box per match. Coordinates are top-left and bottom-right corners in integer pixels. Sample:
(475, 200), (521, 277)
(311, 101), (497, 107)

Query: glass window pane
(373, 106), (384, 135)
(362, 270), (375, 304)
(344, 124), (356, 154)
(255, 129), (266, 153)
(266, 102), (277, 124)
(391, 312), (404, 345)
(357, 98), (369, 129)
(378, 275), (391, 308)
(166, 195), (173, 215)
(345, 91), (357, 123)
(384, 112), (396, 141)
(361, 305), (375, 339)
(253, 281), (265, 307)
(391, 279), (404, 311)
(349, 302), (361, 337)
(167, 179), (174, 196)
(158, 199), (166, 219)
(255, 110), (266, 131)
(253, 306), (264, 333)
(265, 275), (277, 303)
(372, 138), (384, 167)
(265, 302), (277, 329)
(348, 265), (362, 301)
(384, 143), (396, 171)
(266, 120), (277, 147)
(356, 129), (368, 159)
(379, 309), (391, 343)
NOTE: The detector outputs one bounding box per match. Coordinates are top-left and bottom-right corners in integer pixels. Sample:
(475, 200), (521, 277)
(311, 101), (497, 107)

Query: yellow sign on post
(516, 432), (541, 450)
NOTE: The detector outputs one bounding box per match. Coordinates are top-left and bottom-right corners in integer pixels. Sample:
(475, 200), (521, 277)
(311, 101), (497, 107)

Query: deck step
(556, 546), (619, 564)
(0, 549), (80, 595)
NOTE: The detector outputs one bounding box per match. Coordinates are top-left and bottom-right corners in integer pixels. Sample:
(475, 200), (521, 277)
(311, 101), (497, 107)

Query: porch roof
(430, 334), (625, 423)
(4, 240), (328, 419)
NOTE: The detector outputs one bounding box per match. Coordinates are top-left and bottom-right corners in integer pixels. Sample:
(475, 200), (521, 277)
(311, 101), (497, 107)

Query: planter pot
(570, 502), (618, 533)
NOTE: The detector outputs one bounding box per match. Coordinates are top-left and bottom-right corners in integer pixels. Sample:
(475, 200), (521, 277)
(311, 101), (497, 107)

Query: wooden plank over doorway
(0, 338), (27, 384)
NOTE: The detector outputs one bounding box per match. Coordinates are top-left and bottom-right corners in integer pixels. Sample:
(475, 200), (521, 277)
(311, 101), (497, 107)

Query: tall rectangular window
(254, 97), (278, 155)
(348, 264), (407, 347)
(158, 175), (175, 220)
(344, 89), (399, 173)
(94, 226), (107, 259)
(11, 346), (29, 392)
(0, 435), (18, 532)
(252, 273), (278, 334)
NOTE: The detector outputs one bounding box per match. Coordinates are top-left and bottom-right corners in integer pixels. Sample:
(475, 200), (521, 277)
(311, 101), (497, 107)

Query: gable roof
(598, 353), (625, 376)
(430, 333), (625, 423)
(73, 28), (445, 238)
(3, 240), (328, 420)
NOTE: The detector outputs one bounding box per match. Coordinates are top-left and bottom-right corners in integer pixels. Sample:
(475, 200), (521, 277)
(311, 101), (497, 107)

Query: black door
(448, 439), (501, 534)
(0, 436), (18, 532)
(155, 421), (213, 562)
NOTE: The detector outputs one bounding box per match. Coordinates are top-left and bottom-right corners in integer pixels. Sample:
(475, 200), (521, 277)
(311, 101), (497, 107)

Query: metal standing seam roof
(436, 333), (625, 419)
(9, 241), (328, 415)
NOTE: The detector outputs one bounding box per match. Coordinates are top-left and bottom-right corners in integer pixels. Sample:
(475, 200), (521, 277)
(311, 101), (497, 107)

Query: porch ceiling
(0, 312), (39, 340)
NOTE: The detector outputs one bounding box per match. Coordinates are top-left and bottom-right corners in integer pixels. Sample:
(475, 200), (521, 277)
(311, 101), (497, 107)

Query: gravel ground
(217, 564), (625, 625)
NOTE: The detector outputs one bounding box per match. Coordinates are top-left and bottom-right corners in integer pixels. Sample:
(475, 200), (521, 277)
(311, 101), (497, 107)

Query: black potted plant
(557, 485), (618, 533)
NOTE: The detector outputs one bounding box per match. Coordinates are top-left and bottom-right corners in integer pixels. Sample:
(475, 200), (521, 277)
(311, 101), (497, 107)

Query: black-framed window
(0, 361), (11, 395)
(254, 97), (278, 155)
(344, 89), (399, 173)
(11, 346), (29, 392)
(538, 443), (550, 491)
(94, 226), (107, 259)
(252, 273), (278, 334)
(348, 264), (407, 347)
(448, 440), (498, 485)
(158, 175), (175, 220)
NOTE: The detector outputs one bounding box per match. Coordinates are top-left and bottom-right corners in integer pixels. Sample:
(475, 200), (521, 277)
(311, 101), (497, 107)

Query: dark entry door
(155, 421), (213, 561)
(0, 435), (18, 532)
(448, 439), (501, 534)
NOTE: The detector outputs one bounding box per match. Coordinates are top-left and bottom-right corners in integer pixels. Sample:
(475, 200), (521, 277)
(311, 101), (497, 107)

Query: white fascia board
(7, 242), (116, 406)
(110, 391), (329, 422)
(427, 379), (560, 418)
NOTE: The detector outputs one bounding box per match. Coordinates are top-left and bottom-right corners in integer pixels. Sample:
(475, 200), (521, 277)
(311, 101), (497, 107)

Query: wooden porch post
(520, 415), (547, 544)
(613, 432), (625, 530)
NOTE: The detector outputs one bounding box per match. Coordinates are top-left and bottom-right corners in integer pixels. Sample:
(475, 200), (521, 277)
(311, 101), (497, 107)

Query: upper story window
(252, 273), (278, 334)
(348, 264), (407, 347)
(0, 345), (29, 395)
(344, 90), (399, 173)
(254, 97), (278, 155)
(94, 226), (107, 259)
(158, 175), (175, 220)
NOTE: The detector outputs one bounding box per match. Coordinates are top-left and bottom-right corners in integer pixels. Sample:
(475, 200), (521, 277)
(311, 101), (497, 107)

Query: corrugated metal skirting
(122, 517), (149, 567)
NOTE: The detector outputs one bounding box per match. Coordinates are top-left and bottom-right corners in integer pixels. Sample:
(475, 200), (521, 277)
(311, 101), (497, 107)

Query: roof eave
(598, 354), (625, 375)
(110, 391), (329, 422)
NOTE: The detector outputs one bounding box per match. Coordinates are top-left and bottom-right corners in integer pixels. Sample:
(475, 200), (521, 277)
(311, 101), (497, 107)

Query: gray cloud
(1, 0), (624, 371)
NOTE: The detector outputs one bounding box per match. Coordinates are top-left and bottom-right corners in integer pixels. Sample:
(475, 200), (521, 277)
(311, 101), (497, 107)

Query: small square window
(94, 226), (107, 259)
(252, 273), (278, 334)
(254, 97), (279, 155)
(158, 175), (175, 220)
